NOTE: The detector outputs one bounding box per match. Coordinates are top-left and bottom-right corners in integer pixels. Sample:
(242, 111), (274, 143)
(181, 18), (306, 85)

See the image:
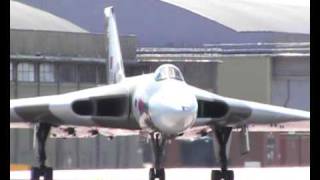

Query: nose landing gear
(211, 127), (234, 180)
(149, 132), (167, 180)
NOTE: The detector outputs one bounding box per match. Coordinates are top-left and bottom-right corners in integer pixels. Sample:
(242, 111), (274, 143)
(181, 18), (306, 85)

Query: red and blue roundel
(138, 99), (148, 115)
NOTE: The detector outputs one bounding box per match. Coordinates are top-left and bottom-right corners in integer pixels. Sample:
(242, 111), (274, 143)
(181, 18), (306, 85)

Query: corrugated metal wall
(10, 129), (143, 169)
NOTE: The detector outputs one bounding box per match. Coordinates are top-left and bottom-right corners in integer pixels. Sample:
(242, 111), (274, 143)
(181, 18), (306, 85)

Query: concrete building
(10, 0), (309, 169)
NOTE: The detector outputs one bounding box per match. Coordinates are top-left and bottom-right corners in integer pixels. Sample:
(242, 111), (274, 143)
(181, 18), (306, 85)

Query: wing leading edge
(10, 83), (140, 130)
(189, 85), (309, 131)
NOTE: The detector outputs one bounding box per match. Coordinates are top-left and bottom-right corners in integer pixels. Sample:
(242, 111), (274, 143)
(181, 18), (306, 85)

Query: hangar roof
(161, 0), (309, 34)
(10, 1), (87, 33)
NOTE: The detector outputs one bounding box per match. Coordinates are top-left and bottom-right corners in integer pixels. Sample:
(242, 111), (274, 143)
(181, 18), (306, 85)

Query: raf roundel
(138, 99), (148, 115)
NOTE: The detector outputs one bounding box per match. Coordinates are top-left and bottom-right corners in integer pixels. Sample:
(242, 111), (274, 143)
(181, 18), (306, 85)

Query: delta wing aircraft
(10, 7), (310, 180)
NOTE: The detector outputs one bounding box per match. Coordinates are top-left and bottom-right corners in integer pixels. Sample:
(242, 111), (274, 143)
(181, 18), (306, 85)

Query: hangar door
(271, 56), (309, 111)
(271, 56), (309, 166)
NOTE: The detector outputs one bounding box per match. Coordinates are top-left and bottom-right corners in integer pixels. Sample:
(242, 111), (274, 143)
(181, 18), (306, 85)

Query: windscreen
(154, 65), (184, 81)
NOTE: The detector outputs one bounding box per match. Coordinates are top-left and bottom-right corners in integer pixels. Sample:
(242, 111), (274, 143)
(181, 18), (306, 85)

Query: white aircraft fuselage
(132, 65), (198, 135)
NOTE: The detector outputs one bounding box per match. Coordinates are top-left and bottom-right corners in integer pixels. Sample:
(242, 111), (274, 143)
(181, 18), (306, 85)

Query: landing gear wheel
(158, 168), (165, 180)
(211, 127), (234, 180)
(31, 167), (40, 180)
(149, 168), (156, 180)
(221, 170), (234, 180)
(149, 168), (165, 180)
(31, 166), (53, 180)
(43, 167), (53, 180)
(211, 170), (234, 180)
(211, 170), (221, 180)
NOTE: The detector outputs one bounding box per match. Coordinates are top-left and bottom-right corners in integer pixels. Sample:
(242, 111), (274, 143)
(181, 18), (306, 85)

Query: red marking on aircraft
(138, 99), (145, 114)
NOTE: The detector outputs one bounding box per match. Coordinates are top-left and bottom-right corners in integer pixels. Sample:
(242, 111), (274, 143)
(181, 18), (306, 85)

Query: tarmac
(10, 167), (310, 180)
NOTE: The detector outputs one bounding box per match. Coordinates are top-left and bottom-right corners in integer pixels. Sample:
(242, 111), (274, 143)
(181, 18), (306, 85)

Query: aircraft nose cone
(148, 89), (197, 135)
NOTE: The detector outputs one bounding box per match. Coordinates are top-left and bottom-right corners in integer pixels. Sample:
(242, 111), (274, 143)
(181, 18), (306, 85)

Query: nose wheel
(211, 127), (234, 180)
(149, 168), (165, 180)
(211, 170), (234, 180)
(149, 132), (167, 180)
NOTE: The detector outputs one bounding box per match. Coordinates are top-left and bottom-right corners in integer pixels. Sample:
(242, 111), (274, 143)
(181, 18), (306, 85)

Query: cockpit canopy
(154, 64), (184, 81)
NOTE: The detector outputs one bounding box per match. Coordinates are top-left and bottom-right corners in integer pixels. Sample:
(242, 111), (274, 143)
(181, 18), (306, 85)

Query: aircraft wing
(189, 85), (310, 131)
(10, 83), (140, 131)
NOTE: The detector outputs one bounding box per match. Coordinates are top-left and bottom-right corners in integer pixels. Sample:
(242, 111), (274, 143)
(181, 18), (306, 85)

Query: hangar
(10, 0), (309, 169)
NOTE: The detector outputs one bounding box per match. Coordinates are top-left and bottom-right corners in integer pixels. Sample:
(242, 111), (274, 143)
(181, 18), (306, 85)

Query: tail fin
(104, 7), (125, 84)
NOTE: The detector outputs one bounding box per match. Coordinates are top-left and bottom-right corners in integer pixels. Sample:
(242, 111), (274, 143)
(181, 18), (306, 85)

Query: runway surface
(10, 167), (310, 180)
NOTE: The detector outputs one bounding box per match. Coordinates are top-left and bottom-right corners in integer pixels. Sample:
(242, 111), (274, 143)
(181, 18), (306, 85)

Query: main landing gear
(31, 123), (53, 180)
(211, 127), (234, 180)
(149, 132), (167, 180)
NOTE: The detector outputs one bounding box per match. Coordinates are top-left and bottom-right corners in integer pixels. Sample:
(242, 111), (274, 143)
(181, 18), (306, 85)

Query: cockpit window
(155, 68), (168, 81)
(154, 65), (184, 81)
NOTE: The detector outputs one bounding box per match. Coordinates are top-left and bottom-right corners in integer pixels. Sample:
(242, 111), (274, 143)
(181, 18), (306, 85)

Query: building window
(10, 63), (13, 81)
(59, 64), (76, 83)
(40, 63), (55, 82)
(17, 63), (34, 82)
(79, 64), (96, 83)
